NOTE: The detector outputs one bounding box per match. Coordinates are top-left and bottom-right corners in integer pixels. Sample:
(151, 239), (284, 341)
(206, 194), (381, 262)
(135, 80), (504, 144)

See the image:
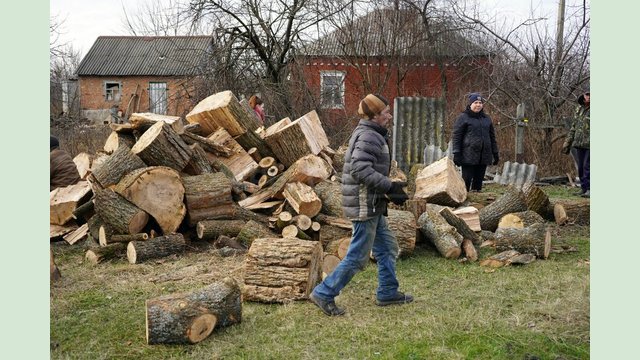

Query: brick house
(76, 36), (214, 122)
(291, 8), (489, 126)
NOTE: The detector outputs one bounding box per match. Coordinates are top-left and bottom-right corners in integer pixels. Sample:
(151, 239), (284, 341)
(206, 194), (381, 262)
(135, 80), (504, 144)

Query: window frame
(104, 81), (122, 102)
(320, 70), (346, 109)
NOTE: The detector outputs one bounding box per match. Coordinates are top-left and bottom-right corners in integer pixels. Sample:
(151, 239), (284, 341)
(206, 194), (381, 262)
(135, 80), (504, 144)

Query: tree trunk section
(439, 207), (481, 245)
(479, 250), (521, 268)
(236, 220), (275, 248)
(313, 180), (344, 217)
(146, 277), (242, 344)
(417, 206), (462, 259)
(129, 112), (184, 133)
(282, 224), (311, 240)
(282, 182), (322, 218)
(243, 237), (323, 303)
(497, 210), (544, 230)
(478, 186), (528, 231)
(553, 200), (590, 226)
(205, 128), (259, 181)
(127, 233), (187, 264)
(182, 143), (214, 176)
(263, 110), (329, 167)
(322, 254), (341, 279)
(387, 209), (416, 257)
(414, 157), (467, 207)
(522, 183), (552, 219)
(92, 144), (147, 188)
(461, 239), (478, 262)
(451, 206), (481, 232)
(495, 223), (551, 259)
(185, 90), (261, 136)
(180, 131), (232, 157)
(85, 243), (127, 265)
(50, 181), (93, 226)
(182, 173), (233, 226)
(94, 189), (149, 235)
(103, 131), (136, 154)
(196, 220), (246, 241)
(131, 122), (193, 171)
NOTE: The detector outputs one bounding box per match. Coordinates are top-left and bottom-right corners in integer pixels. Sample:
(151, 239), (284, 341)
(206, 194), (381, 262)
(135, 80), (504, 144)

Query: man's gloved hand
(561, 141), (571, 155)
(387, 181), (409, 206)
(453, 153), (463, 166)
(492, 152), (500, 165)
(387, 181), (407, 195)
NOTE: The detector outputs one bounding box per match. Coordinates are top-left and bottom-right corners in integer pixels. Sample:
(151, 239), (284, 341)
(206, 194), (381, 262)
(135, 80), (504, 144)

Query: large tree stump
(439, 207), (482, 246)
(94, 189), (149, 235)
(553, 200), (590, 226)
(387, 209), (416, 257)
(522, 183), (552, 219)
(478, 186), (528, 231)
(131, 122), (193, 171)
(243, 237), (323, 303)
(186, 90), (261, 136)
(495, 223), (551, 259)
(417, 206), (463, 259)
(282, 182), (322, 218)
(497, 210), (545, 230)
(313, 180), (344, 217)
(127, 233), (187, 264)
(182, 173), (234, 226)
(50, 181), (92, 226)
(145, 277), (242, 345)
(92, 144), (147, 188)
(236, 220), (275, 248)
(115, 166), (186, 234)
(414, 157), (467, 207)
(197, 219), (246, 241)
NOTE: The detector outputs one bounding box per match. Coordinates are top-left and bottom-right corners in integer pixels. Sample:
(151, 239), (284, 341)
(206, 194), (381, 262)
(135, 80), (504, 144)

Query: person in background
(451, 92), (499, 192)
(562, 90), (590, 198)
(309, 94), (413, 317)
(248, 95), (265, 126)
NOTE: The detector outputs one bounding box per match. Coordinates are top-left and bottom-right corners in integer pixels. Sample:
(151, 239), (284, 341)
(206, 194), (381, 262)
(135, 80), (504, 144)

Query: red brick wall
(78, 76), (200, 117)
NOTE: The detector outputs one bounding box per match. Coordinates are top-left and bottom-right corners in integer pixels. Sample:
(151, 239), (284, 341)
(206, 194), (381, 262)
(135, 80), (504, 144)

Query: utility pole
(515, 103), (526, 163)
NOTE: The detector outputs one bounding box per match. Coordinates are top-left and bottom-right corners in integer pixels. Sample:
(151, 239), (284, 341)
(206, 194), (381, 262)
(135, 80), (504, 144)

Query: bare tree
(50, 15), (83, 121)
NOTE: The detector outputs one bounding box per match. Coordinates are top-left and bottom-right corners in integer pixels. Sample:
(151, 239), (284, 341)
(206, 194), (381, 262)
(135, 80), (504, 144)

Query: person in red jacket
(248, 95), (265, 125)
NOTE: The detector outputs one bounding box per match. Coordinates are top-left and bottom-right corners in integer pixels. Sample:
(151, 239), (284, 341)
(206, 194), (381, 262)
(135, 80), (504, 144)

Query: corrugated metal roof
(303, 8), (485, 58)
(77, 36), (213, 76)
(495, 161), (538, 189)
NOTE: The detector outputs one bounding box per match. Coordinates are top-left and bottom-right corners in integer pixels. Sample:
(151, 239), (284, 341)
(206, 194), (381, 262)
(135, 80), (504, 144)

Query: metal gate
(392, 96), (447, 172)
(149, 82), (168, 114)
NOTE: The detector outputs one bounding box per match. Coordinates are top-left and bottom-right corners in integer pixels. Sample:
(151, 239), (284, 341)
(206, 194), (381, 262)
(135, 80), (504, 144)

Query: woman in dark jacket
(451, 93), (499, 192)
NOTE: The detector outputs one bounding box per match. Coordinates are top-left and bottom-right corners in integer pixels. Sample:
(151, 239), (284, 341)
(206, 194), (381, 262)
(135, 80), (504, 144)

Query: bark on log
(50, 181), (93, 226)
(313, 214), (352, 230)
(276, 211), (294, 229)
(85, 243), (128, 265)
(131, 122), (193, 171)
(180, 131), (232, 157)
(233, 130), (276, 159)
(145, 277), (242, 344)
(103, 131), (136, 154)
(205, 128), (259, 181)
(86, 214), (104, 241)
(282, 182), (322, 218)
(109, 233), (149, 243)
(263, 117), (292, 138)
(247, 147), (261, 163)
(510, 253), (537, 265)
(479, 250), (521, 268)
(461, 239), (478, 262)
(522, 183), (552, 218)
(439, 207), (482, 246)
(417, 206), (463, 259)
(318, 224), (352, 250)
(282, 224), (311, 240)
(197, 220), (246, 241)
(127, 233), (187, 264)
(404, 199), (427, 225)
(183, 123), (202, 134)
(313, 180), (344, 217)
(72, 197), (95, 223)
(236, 220), (275, 248)
(182, 143), (214, 176)
(387, 209), (417, 257)
(414, 157), (467, 206)
(129, 112), (184, 133)
(94, 189), (149, 235)
(497, 210), (544, 230)
(114, 166), (186, 234)
(182, 173), (233, 226)
(92, 144), (147, 188)
(186, 90), (261, 136)
(553, 200), (590, 226)
(495, 223), (551, 259)
(243, 237), (323, 303)
(478, 186), (528, 231)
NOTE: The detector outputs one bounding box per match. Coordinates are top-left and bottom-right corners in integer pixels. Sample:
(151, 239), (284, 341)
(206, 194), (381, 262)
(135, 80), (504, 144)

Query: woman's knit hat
(468, 92), (484, 105)
(358, 94), (389, 118)
(50, 135), (59, 150)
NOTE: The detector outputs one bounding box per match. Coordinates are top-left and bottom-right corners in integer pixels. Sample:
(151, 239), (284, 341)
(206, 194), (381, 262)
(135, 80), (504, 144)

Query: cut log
(414, 157), (467, 207)
(497, 210), (545, 230)
(50, 181), (92, 225)
(495, 223), (551, 259)
(404, 199), (427, 225)
(103, 131), (137, 154)
(146, 277), (242, 344)
(182, 143), (214, 176)
(522, 183), (552, 219)
(451, 206), (481, 232)
(293, 214), (312, 232)
(553, 200), (590, 226)
(263, 110), (330, 167)
(72, 152), (93, 180)
(131, 122), (193, 171)
(263, 117), (292, 138)
(214, 235), (246, 250)
(478, 186), (528, 231)
(387, 209), (416, 257)
(313, 180), (343, 217)
(236, 220), (275, 248)
(86, 214), (104, 241)
(186, 90), (261, 136)
(282, 224), (311, 240)
(180, 131), (232, 157)
(72, 197), (95, 223)
(314, 214), (352, 230)
(108, 233), (149, 244)
(233, 130), (276, 159)
(241, 181), (259, 194)
(417, 206), (463, 259)
(479, 250), (521, 268)
(127, 233), (187, 264)
(197, 219), (246, 240)
(50, 223), (78, 239)
(282, 182), (322, 218)
(94, 189), (149, 235)
(461, 239), (478, 262)
(129, 112), (184, 133)
(267, 166), (279, 177)
(239, 154), (331, 209)
(322, 254), (341, 279)
(85, 243), (128, 265)
(183, 123), (202, 134)
(247, 147), (261, 163)
(243, 237), (323, 303)
(439, 207), (481, 246)
(205, 128), (259, 181)
(114, 166), (186, 234)
(325, 237), (352, 259)
(92, 144), (147, 188)
(182, 173), (233, 226)
(318, 224), (352, 250)
(510, 253), (537, 265)
(258, 157), (276, 171)
(63, 223), (89, 245)
(276, 211), (293, 229)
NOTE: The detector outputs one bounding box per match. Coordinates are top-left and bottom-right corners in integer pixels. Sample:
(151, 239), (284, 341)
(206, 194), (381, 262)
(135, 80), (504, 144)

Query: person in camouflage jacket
(562, 90), (590, 197)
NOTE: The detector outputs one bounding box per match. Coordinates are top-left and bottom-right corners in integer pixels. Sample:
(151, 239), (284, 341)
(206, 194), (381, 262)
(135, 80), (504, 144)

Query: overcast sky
(51, 0), (566, 58)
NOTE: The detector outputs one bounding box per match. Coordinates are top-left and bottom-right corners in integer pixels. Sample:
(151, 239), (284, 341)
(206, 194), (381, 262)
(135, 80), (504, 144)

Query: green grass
(50, 186), (589, 359)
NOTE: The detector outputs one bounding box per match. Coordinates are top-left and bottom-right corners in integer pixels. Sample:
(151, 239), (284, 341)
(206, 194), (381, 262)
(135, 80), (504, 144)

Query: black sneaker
(376, 292), (414, 306)
(309, 292), (346, 316)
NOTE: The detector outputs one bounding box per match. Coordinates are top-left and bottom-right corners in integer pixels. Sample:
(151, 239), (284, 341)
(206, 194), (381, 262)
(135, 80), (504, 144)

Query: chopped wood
(186, 90), (261, 136)
(50, 223), (78, 239)
(439, 207), (482, 246)
(108, 233), (149, 244)
(258, 156), (276, 170)
(127, 233), (187, 264)
(404, 198), (427, 224)
(247, 147), (261, 162)
(131, 122), (193, 171)
(263, 110), (329, 167)
(313, 213), (352, 230)
(109, 122), (134, 133)
(182, 123), (202, 134)
(196, 219), (246, 240)
(72, 197), (95, 223)
(293, 214), (312, 232)
(387, 209), (417, 257)
(129, 112), (184, 133)
(497, 210), (544, 230)
(243, 237), (323, 303)
(182, 173), (234, 226)
(417, 206), (462, 259)
(92, 144), (147, 188)
(553, 200), (590, 226)
(325, 237), (351, 259)
(263, 117), (292, 138)
(478, 186), (528, 231)
(282, 182), (322, 218)
(479, 250), (521, 268)
(461, 239), (478, 262)
(311, 221), (321, 232)
(103, 131), (136, 155)
(389, 160), (408, 182)
(318, 224), (351, 250)
(50, 181), (92, 225)
(495, 223), (551, 259)
(451, 206), (481, 232)
(146, 277), (242, 344)
(72, 152), (93, 180)
(243, 200), (283, 210)
(267, 165), (279, 177)
(205, 128), (258, 181)
(509, 253), (537, 265)
(522, 183), (552, 220)
(180, 131), (232, 157)
(94, 189), (149, 235)
(282, 224), (311, 240)
(85, 242), (128, 265)
(213, 235), (246, 250)
(414, 157), (467, 207)
(182, 143), (214, 175)
(241, 181), (259, 194)
(63, 223), (89, 245)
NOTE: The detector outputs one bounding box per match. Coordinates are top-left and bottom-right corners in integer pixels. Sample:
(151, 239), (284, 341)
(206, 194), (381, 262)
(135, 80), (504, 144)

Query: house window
(320, 71), (345, 109)
(149, 82), (168, 115)
(104, 81), (121, 102)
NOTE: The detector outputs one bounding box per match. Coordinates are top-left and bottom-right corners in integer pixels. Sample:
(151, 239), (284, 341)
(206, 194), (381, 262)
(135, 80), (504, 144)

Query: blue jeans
(312, 215), (400, 302)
